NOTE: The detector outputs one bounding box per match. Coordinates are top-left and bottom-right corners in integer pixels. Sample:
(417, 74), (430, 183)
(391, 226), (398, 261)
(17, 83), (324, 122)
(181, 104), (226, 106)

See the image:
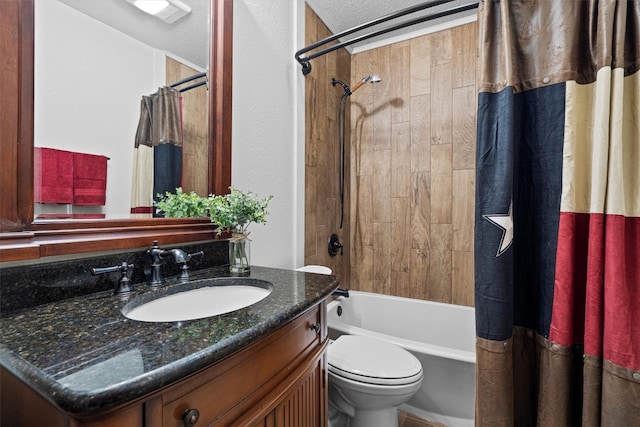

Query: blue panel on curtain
(153, 143), (183, 217)
(475, 83), (565, 341)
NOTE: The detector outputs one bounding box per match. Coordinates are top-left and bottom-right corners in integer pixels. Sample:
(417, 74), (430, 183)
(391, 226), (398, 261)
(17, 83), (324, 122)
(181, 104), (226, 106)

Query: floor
(330, 406), (448, 427)
(398, 411), (448, 427)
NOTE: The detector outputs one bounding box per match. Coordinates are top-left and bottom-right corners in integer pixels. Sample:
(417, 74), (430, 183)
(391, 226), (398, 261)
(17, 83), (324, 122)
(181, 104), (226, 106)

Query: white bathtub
(327, 291), (476, 427)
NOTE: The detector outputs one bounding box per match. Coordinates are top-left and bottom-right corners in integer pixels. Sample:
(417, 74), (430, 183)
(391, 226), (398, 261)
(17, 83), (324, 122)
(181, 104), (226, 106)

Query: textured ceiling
(53, 0), (476, 70)
(57, 0), (210, 69)
(305, 0), (477, 52)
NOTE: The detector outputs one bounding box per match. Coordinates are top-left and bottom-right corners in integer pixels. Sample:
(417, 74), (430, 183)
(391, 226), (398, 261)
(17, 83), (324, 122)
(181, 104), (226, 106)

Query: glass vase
(229, 234), (251, 274)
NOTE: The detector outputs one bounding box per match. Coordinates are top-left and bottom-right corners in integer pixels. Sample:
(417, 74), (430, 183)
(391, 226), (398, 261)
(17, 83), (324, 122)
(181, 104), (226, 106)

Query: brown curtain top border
(477, 0), (640, 94)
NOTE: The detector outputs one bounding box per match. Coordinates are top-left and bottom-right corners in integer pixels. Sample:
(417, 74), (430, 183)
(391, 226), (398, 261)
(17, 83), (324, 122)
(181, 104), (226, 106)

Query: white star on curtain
(483, 201), (514, 257)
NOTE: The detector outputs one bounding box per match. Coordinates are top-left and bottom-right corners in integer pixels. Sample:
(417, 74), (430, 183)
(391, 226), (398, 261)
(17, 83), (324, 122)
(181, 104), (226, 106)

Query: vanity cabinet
(1, 302), (328, 427)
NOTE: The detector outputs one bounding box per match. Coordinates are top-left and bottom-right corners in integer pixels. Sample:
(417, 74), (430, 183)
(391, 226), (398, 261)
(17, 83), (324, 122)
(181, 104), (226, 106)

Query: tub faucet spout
(333, 288), (350, 298)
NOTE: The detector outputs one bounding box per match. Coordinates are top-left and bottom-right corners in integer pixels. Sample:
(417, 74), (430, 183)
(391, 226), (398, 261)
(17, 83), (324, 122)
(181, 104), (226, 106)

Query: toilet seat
(328, 335), (423, 386)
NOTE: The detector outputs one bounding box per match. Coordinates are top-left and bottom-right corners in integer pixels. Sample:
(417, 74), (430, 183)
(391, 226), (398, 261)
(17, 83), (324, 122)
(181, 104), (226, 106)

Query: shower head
(350, 74), (382, 94)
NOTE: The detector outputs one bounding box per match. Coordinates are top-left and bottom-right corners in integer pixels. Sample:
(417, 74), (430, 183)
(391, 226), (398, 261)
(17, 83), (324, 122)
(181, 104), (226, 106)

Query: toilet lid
(328, 335), (423, 386)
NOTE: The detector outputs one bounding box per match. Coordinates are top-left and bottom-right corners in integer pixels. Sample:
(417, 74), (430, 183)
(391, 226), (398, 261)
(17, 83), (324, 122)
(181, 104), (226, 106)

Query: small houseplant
(206, 187), (272, 236)
(207, 187), (272, 273)
(155, 187), (272, 273)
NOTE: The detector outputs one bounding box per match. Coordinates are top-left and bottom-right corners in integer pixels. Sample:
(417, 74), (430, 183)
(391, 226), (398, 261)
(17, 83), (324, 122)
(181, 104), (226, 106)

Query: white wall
(36, 0), (307, 268)
(35, 0), (165, 217)
(232, 0), (306, 269)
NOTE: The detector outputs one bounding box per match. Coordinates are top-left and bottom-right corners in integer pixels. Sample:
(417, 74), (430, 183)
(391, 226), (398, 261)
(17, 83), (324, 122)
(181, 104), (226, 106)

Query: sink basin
(122, 278), (273, 322)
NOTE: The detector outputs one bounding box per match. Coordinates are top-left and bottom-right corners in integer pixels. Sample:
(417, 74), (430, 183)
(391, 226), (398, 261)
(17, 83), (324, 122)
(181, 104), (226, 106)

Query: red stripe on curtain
(549, 212), (588, 346)
(603, 215), (640, 369)
(130, 207), (153, 214)
(550, 212), (640, 370)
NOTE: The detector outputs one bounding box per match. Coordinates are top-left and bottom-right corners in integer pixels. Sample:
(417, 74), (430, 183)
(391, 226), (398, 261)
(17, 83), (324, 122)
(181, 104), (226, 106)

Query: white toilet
(328, 335), (423, 427)
(295, 265), (333, 275)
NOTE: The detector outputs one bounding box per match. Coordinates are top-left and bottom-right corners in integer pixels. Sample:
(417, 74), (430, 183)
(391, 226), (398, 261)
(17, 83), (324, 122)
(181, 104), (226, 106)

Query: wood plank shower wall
(304, 7), (477, 306)
(166, 57), (209, 197)
(304, 6), (352, 287)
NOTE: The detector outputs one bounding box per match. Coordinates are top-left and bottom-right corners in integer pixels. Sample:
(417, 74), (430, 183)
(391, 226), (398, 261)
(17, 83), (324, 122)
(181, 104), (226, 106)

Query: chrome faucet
(148, 241), (204, 285)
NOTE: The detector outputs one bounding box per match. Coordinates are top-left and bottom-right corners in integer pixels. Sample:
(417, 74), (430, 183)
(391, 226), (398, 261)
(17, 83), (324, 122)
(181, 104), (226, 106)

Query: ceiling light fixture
(126, 0), (192, 24)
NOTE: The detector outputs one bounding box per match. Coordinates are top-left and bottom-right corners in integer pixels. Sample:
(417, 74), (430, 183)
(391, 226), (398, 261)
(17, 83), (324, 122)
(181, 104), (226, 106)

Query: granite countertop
(0, 266), (338, 415)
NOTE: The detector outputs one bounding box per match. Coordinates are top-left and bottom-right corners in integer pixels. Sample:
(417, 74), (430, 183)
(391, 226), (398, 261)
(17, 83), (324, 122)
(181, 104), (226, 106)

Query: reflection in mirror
(33, 0), (209, 220)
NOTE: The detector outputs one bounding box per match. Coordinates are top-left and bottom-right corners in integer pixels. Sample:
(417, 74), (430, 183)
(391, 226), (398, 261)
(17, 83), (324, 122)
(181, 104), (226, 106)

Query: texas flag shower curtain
(474, 1), (639, 425)
(130, 86), (183, 216)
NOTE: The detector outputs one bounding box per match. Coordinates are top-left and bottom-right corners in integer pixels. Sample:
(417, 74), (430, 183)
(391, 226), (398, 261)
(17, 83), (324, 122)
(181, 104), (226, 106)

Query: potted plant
(207, 187), (273, 274)
(155, 187), (272, 273)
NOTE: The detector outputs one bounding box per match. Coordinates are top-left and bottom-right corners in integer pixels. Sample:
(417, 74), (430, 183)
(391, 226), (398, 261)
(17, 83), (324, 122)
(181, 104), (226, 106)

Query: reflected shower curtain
(474, 1), (640, 425)
(131, 86), (183, 216)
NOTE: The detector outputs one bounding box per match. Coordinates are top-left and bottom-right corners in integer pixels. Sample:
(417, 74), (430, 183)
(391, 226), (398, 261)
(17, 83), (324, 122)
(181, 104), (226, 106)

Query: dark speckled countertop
(0, 266), (338, 415)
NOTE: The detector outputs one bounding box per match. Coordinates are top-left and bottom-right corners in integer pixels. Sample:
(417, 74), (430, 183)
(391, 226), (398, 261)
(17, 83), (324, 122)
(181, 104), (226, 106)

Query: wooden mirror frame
(0, 0), (232, 262)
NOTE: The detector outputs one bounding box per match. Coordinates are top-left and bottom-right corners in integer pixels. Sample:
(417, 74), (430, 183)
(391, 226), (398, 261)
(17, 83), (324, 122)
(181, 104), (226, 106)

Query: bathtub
(327, 291), (476, 427)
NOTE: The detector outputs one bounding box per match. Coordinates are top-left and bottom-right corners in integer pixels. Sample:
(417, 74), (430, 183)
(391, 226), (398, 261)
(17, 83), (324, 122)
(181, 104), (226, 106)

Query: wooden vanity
(0, 267), (336, 427)
(2, 303), (327, 426)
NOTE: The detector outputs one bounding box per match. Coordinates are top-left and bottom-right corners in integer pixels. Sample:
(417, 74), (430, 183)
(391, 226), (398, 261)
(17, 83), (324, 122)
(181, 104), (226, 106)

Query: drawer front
(162, 306), (322, 427)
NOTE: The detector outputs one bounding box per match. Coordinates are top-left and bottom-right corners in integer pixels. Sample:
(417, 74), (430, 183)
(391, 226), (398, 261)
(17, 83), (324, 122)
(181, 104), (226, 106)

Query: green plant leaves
(154, 187), (272, 235)
(154, 188), (208, 218)
(208, 187), (273, 235)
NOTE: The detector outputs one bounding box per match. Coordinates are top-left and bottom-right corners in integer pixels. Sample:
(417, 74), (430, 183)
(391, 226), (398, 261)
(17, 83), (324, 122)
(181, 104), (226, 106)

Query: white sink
(123, 279), (272, 322)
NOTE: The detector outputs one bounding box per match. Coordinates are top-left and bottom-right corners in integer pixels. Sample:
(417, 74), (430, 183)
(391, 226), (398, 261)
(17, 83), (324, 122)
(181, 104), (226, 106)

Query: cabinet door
(273, 357), (326, 427)
(248, 414), (275, 427)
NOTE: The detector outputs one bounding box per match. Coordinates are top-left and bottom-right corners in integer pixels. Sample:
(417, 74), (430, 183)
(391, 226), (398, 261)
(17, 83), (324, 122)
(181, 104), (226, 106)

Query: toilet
(328, 335), (423, 427)
(295, 265), (333, 275)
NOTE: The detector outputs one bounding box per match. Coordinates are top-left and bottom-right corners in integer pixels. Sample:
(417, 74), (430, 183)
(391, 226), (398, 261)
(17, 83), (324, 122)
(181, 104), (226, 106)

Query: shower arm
(332, 75), (381, 97)
(331, 78), (351, 96)
(349, 75), (377, 94)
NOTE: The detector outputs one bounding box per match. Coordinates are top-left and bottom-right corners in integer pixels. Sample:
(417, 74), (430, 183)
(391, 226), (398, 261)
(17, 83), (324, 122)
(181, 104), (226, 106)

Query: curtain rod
(295, 0), (478, 75)
(178, 80), (207, 93)
(169, 71), (207, 89)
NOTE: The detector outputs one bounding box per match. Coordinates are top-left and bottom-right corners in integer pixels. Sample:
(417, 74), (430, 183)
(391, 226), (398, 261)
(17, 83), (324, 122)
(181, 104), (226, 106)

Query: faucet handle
(177, 251), (205, 282)
(148, 241), (164, 264)
(188, 251), (204, 261)
(149, 240), (161, 253)
(328, 234), (344, 256)
(91, 262), (134, 295)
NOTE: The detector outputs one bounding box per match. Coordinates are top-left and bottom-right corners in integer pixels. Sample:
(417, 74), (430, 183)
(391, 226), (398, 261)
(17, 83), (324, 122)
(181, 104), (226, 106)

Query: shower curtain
(474, 1), (639, 425)
(130, 86), (183, 216)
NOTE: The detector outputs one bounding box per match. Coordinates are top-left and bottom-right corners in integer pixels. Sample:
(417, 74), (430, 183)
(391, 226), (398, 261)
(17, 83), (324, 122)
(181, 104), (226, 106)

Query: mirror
(0, 0), (232, 261)
(33, 0), (210, 220)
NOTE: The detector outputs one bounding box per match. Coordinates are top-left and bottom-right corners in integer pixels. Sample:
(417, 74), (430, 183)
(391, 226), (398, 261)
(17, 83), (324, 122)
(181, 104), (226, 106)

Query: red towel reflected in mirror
(73, 152), (107, 206)
(34, 147), (108, 206)
(34, 147), (74, 204)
